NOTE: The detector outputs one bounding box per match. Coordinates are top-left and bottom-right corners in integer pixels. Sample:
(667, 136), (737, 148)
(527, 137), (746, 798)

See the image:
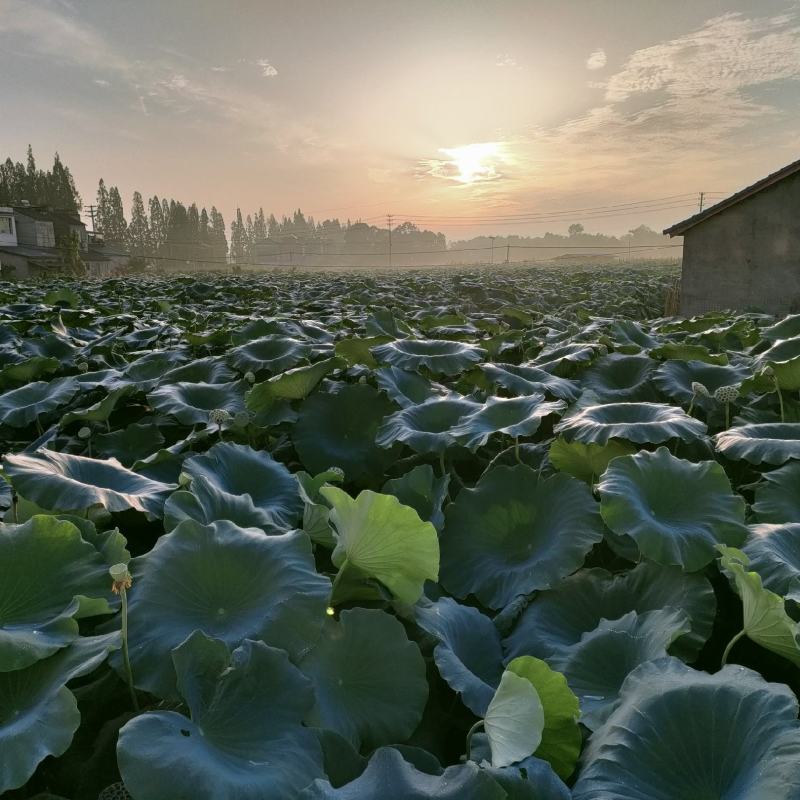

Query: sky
(2, 0), (800, 240)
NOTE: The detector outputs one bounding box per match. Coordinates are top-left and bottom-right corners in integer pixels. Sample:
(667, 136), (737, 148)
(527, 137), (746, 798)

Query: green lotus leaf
(376, 396), (481, 455)
(116, 520), (330, 697)
(505, 656), (581, 779)
(0, 476), (10, 512)
(299, 747), (506, 800)
(548, 437), (636, 483)
(480, 363), (580, 402)
(371, 338), (486, 376)
(60, 385), (134, 426)
(572, 657), (800, 800)
(375, 366), (449, 408)
(598, 447), (747, 571)
(718, 546), (800, 666)
(94, 422), (165, 465)
(649, 342), (728, 365)
(293, 383), (401, 485)
(321, 486), (439, 606)
(296, 468), (344, 547)
(148, 380), (247, 425)
(440, 465), (603, 609)
(415, 596), (504, 716)
(449, 394), (566, 451)
(743, 523), (800, 596)
(752, 461), (800, 522)
(334, 336), (390, 367)
(44, 287), (81, 308)
(533, 342), (601, 376)
(163, 442), (301, 533)
(763, 314), (800, 342)
(555, 401), (707, 446)
(299, 608), (428, 749)
(228, 334), (311, 375)
(118, 632), (323, 800)
(484, 669), (545, 768)
(579, 354), (657, 402)
(0, 633), (120, 794)
(504, 561), (715, 663)
(550, 608), (690, 731)
(0, 516), (112, 670)
(4, 450), (175, 519)
(382, 465), (449, 532)
(158, 356), (238, 385)
(479, 754), (571, 800)
(0, 377), (79, 427)
(652, 359), (751, 408)
(246, 356), (345, 410)
(714, 423), (800, 465)
(0, 355), (59, 387)
(365, 308), (415, 338)
(756, 336), (800, 390)
(122, 350), (189, 388)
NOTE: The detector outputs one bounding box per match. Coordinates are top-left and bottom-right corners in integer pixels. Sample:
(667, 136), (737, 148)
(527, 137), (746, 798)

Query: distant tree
(230, 208), (246, 263)
(149, 195), (167, 248)
(267, 213), (279, 238)
(25, 145), (40, 201)
(209, 206), (227, 257)
(95, 179), (110, 236)
(187, 203), (200, 242)
(48, 153), (81, 211)
(127, 191), (150, 256)
(105, 186), (128, 243)
(568, 223), (585, 237)
(199, 207), (210, 242)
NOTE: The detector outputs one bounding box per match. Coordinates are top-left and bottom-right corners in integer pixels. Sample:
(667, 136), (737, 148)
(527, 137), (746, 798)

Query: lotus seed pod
(208, 408), (231, 425)
(244, 371), (256, 384)
(109, 563), (132, 593)
(714, 385), (739, 404)
(78, 426), (92, 439)
(691, 382), (710, 398)
(77, 361), (89, 373)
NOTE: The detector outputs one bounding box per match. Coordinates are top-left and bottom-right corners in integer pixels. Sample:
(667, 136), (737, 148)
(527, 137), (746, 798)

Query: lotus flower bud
(208, 408), (231, 425)
(244, 371), (256, 384)
(78, 426), (92, 439)
(714, 385), (739, 404)
(109, 563), (132, 594)
(691, 382), (710, 398)
(76, 361), (89, 373)
(178, 471), (191, 488)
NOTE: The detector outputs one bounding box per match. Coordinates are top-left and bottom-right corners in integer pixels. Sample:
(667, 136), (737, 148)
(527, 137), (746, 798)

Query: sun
(440, 142), (503, 184)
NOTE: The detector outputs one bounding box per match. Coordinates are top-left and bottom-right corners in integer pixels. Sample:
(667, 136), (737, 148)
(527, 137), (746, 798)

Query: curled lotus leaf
(755, 336), (800, 390)
(376, 395), (481, 455)
(0, 515), (112, 671)
(115, 520), (330, 698)
(227, 334), (311, 375)
(0, 377), (79, 428)
(293, 382), (401, 485)
(299, 608), (428, 749)
(117, 632), (323, 800)
(374, 366), (449, 408)
(382, 464), (449, 532)
(572, 658), (800, 800)
(752, 461), (800, 522)
(371, 338), (487, 376)
(504, 561), (715, 664)
(415, 596), (504, 716)
(4, 450), (176, 519)
(550, 609), (691, 731)
(653, 359), (752, 408)
(299, 747), (507, 800)
(147, 380), (247, 425)
(163, 442), (301, 533)
(554, 401), (707, 446)
(449, 394), (566, 450)
(714, 423), (800, 465)
(479, 363), (580, 402)
(598, 447), (747, 571)
(440, 465), (604, 609)
(0, 633), (120, 794)
(579, 353), (657, 402)
(742, 523), (800, 596)
(158, 356), (238, 385)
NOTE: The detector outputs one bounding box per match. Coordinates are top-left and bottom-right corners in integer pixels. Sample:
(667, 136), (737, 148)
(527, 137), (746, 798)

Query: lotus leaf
(752, 461), (800, 522)
(0, 377), (79, 427)
(246, 356), (345, 410)
(548, 437), (636, 483)
(382, 465), (449, 532)
(480, 363), (580, 401)
(652, 359), (751, 408)
(371, 338), (486, 375)
(579, 353), (657, 402)
(714, 423), (800, 465)
(228, 334), (311, 374)
(572, 658), (800, 800)
(147, 380), (247, 425)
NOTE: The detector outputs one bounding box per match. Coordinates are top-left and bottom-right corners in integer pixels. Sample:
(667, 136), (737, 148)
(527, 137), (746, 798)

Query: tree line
(0, 146), (81, 212)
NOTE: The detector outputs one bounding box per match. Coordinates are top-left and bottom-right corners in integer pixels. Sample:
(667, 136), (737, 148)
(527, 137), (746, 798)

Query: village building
(664, 158), (800, 316)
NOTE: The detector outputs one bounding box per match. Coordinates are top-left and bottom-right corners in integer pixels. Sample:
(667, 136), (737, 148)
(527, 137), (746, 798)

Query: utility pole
(699, 192), (705, 212)
(387, 214), (393, 267)
(84, 204), (98, 233)
(505, 243), (510, 264)
(489, 236), (496, 264)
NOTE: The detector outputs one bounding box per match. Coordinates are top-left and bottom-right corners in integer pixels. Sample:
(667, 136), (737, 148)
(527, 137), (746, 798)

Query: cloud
(255, 59), (278, 77)
(586, 49), (607, 70)
(210, 65), (229, 73)
(93, 78), (111, 87)
(495, 53), (518, 68)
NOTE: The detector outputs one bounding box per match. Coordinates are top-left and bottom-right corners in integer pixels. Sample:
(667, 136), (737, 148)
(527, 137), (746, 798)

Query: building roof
(13, 206), (82, 226)
(0, 244), (63, 261)
(663, 157), (800, 237)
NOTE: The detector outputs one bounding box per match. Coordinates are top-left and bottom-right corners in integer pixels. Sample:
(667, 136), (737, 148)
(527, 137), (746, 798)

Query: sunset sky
(2, 0), (800, 239)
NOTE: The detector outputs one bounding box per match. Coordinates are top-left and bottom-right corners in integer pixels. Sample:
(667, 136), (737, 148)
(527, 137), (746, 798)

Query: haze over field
(2, 0), (800, 237)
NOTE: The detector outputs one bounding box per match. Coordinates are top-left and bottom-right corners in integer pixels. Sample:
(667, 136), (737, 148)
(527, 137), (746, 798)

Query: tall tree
(127, 191), (150, 256)
(149, 195), (166, 248)
(209, 206), (227, 258)
(106, 186), (128, 243)
(199, 207), (210, 242)
(230, 208), (246, 263)
(96, 179), (110, 236)
(48, 153), (80, 211)
(25, 145), (39, 201)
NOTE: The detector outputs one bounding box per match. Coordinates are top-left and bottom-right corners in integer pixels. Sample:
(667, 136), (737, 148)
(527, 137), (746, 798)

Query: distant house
(0, 205), (128, 279)
(664, 159), (800, 316)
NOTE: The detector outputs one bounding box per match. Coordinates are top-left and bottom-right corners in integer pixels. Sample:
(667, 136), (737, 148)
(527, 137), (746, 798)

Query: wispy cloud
(255, 59), (278, 77)
(93, 78), (111, 88)
(495, 53), (518, 68)
(586, 49), (606, 70)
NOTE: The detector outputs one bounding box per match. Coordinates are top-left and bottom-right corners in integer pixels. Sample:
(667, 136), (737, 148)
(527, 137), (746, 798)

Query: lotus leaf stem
(439, 451), (447, 477)
(110, 564), (139, 711)
(514, 437), (521, 463)
(721, 628), (746, 667)
(465, 719), (484, 761)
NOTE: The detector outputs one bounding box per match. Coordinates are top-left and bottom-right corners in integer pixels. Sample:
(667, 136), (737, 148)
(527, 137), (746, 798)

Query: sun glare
(440, 142), (503, 184)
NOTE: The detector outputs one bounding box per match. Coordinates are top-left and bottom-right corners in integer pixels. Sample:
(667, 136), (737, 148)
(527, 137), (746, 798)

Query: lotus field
(5, 266), (800, 799)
